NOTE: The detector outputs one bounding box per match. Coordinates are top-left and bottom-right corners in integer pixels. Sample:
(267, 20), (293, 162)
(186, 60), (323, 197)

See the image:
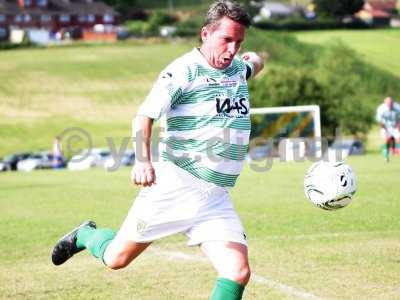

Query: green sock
(383, 144), (389, 158)
(76, 227), (116, 260)
(210, 278), (245, 300)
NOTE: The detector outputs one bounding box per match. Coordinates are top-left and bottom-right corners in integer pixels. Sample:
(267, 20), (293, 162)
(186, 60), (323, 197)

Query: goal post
(250, 105), (322, 159)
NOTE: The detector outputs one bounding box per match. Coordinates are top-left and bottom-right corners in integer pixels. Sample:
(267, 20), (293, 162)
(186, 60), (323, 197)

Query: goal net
(249, 105), (322, 160)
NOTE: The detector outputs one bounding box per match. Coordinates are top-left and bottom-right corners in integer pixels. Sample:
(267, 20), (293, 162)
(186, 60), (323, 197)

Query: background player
(376, 96), (400, 161)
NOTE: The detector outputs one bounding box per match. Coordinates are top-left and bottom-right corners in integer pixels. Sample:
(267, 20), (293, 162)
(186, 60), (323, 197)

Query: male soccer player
(376, 96), (400, 161)
(52, 1), (264, 299)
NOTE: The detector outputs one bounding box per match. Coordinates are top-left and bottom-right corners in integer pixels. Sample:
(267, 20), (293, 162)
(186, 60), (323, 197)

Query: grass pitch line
(263, 230), (400, 241)
(151, 248), (321, 300)
(251, 275), (321, 300)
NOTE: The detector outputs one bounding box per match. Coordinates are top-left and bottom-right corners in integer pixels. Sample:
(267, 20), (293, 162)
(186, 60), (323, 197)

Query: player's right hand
(131, 161), (156, 187)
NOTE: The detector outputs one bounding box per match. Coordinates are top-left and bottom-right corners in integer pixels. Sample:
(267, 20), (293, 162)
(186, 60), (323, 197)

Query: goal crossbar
(250, 105), (321, 139)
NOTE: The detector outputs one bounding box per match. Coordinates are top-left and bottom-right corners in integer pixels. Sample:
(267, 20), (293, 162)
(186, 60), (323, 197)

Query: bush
(125, 11), (177, 37)
(144, 11), (178, 36)
(249, 67), (325, 108)
(125, 20), (147, 37)
(175, 17), (202, 37)
(248, 41), (377, 136)
(253, 17), (370, 31)
(243, 29), (319, 67)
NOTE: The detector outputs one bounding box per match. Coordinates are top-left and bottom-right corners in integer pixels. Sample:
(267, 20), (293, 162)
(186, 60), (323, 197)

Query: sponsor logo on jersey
(205, 77), (219, 87)
(216, 97), (249, 116)
(221, 79), (237, 88)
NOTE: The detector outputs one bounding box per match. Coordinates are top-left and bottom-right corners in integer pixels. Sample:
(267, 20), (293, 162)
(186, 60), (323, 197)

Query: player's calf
(102, 240), (151, 270)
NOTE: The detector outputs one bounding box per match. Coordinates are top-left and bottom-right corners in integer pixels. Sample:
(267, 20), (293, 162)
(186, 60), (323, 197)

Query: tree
(313, 0), (365, 18)
(103, 0), (138, 19)
(248, 42), (374, 137)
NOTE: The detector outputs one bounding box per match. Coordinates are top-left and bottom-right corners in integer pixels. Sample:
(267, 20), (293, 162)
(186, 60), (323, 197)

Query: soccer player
(52, 1), (264, 299)
(376, 96), (400, 161)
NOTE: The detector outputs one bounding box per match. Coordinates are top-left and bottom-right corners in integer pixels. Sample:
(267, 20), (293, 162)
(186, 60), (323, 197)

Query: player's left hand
(241, 51), (265, 77)
(131, 161), (156, 187)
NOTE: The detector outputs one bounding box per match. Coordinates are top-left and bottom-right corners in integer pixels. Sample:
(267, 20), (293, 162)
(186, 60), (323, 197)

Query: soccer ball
(304, 161), (357, 210)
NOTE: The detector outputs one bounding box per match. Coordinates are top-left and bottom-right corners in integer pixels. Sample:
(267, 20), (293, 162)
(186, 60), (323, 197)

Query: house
(368, 0), (398, 14)
(0, 0), (117, 34)
(356, 0), (397, 26)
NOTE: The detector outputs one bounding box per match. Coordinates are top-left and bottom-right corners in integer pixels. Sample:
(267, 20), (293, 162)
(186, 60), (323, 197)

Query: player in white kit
(376, 96), (400, 161)
(52, 1), (264, 299)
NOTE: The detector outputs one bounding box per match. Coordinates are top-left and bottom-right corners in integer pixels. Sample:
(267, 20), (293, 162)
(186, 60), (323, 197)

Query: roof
(357, 9), (391, 18)
(367, 0), (397, 11)
(369, 9), (391, 17)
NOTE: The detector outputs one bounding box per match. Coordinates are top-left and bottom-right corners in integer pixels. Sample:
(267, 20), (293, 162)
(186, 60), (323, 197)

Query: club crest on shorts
(136, 219), (147, 233)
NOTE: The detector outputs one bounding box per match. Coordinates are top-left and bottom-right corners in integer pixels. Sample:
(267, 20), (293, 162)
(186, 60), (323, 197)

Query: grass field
(1, 29), (400, 157)
(293, 29), (400, 77)
(1, 154), (399, 299)
(0, 40), (194, 157)
(1, 29), (400, 299)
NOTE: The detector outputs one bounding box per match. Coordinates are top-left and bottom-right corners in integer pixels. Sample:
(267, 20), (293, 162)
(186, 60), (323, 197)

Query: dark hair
(204, 0), (251, 29)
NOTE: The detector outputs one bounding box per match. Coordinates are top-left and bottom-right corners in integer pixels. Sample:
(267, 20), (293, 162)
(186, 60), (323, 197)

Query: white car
(0, 160), (6, 172)
(104, 149), (135, 171)
(67, 149), (111, 171)
(246, 144), (272, 162)
(17, 152), (54, 172)
(324, 139), (364, 162)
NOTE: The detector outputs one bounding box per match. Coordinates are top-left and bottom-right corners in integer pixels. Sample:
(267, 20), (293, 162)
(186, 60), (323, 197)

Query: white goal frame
(250, 105), (322, 157)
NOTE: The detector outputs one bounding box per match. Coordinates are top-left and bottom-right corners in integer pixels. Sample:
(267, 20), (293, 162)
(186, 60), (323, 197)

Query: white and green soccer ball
(304, 161), (357, 210)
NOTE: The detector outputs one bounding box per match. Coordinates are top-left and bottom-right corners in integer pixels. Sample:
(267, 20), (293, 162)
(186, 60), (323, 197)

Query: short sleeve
(376, 106), (383, 123)
(244, 61), (255, 80)
(137, 60), (189, 120)
(394, 102), (400, 113)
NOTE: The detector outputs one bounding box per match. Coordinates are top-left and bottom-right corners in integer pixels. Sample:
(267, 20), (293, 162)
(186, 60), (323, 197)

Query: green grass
(0, 41), (195, 157)
(293, 29), (400, 77)
(1, 29), (399, 157)
(0, 154), (399, 299)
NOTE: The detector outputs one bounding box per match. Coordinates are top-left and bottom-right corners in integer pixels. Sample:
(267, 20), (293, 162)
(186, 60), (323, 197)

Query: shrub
(175, 17), (202, 37)
(248, 42), (377, 136)
(253, 17), (370, 31)
(125, 20), (147, 37)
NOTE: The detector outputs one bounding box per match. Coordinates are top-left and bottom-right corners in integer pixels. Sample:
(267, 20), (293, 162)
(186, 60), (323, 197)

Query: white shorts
(381, 127), (400, 140)
(114, 161), (247, 247)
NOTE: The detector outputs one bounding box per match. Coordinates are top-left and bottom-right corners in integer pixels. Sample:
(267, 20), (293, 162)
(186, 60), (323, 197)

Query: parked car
(104, 149), (135, 170)
(246, 144), (273, 162)
(67, 148), (111, 171)
(17, 152), (54, 172)
(1, 152), (32, 171)
(0, 158), (5, 172)
(325, 139), (364, 161)
(0, 27), (8, 41)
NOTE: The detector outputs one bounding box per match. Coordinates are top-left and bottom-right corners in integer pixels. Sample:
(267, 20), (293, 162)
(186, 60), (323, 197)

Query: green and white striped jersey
(137, 48), (254, 188)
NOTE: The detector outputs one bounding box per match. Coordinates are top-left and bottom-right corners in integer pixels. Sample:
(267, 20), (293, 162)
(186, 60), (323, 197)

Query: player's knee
(107, 253), (132, 270)
(229, 265), (251, 286)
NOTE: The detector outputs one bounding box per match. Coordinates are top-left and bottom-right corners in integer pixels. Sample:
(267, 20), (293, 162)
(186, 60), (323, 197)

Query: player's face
(201, 17), (246, 69)
(385, 97), (393, 109)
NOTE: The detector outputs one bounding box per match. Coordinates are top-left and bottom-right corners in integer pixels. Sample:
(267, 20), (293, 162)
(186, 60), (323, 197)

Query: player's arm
(375, 108), (387, 130)
(241, 51), (265, 78)
(132, 115), (155, 187)
(131, 59), (189, 187)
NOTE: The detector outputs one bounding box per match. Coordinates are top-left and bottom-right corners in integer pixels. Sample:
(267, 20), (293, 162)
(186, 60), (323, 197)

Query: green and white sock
(76, 226), (116, 261)
(210, 277), (245, 300)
